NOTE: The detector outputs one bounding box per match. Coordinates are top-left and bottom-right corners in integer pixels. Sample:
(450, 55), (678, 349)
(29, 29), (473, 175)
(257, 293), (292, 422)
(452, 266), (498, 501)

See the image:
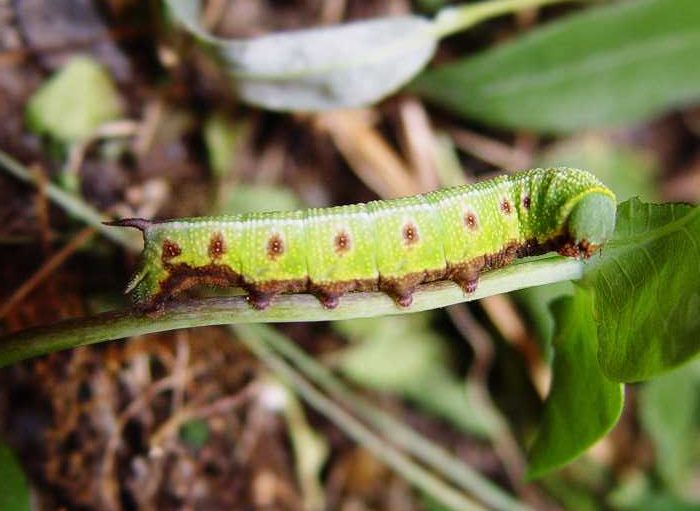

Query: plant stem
(0, 257), (582, 367)
(235, 324), (488, 511)
(433, 0), (581, 38)
(245, 323), (536, 511)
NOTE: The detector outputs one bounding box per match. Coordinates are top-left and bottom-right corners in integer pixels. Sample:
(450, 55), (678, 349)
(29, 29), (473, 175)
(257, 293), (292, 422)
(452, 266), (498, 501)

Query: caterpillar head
(567, 191), (617, 255)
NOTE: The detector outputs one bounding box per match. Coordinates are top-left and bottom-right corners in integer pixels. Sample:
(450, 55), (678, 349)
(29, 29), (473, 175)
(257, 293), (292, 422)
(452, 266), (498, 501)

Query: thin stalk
(235, 324), (488, 511)
(245, 323), (535, 511)
(433, 0), (582, 39)
(0, 257), (582, 367)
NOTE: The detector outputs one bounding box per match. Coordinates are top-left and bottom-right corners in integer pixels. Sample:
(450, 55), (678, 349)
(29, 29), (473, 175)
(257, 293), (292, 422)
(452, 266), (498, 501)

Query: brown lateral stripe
(144, 233), (591, 311)
(145, 262), (242, 311)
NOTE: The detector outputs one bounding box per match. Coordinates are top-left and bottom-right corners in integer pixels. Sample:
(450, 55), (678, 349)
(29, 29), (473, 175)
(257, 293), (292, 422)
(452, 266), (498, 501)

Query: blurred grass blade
(526, 288), (624, 479)
(584, 199), (700, 382)
(413, 0), (700, 133)
(0, 440), (30, 511)
(262, 380), (329, 511)
(0, 150), (140, 251)
(248, 323), (533, 511)
(336, 315), (499, 437)
(235, 325), (488, 511)
(166, 0), (437, 110)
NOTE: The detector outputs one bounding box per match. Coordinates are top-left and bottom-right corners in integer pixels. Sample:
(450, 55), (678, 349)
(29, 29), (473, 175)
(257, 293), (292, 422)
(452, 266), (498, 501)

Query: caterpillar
(108, 167), (616, 311)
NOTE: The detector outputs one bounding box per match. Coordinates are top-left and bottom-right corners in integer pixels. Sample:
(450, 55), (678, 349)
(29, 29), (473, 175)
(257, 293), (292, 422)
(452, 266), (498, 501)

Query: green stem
(245, 323), (535, 511)
(0, 257), (582, 367)
(0, 150), (140, 251)
(433, 0), (582, 38)
(235, 325), (488, 511)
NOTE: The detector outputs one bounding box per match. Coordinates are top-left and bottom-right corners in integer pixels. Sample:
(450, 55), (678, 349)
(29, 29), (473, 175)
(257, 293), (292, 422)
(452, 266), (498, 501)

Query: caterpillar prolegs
(109, 168), (616, 311)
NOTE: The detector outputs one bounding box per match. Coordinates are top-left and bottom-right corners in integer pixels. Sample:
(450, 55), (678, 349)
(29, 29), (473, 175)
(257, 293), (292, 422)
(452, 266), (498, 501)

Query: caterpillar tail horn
(103, 218), (152, 233)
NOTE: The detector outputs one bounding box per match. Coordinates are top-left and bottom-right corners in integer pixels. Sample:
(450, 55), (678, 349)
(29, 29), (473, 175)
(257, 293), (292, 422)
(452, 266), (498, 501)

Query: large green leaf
(412, 0), (700, 133)
(0, 440), (30, 511)
(584, 199), (700, 382)
(526, 288), (624, 479)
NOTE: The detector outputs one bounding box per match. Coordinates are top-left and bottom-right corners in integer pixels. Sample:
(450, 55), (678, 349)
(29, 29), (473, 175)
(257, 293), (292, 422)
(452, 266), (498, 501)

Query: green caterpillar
(109, 167), (616, 310)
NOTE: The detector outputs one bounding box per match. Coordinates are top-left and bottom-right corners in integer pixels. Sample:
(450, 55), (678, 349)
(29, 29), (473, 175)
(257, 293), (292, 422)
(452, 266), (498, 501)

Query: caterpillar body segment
(109, 167), (616, 311)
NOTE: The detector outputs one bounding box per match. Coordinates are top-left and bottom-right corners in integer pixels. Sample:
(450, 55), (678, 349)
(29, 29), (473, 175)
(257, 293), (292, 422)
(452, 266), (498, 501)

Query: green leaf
(526, 288), (624, 479)
(584, 199), (700, 382)
(26, 56), (122, 142)
(412, 0), (700, 133)
(166, 0), (437, 111)
(638, 359), (700, 496)
(0, 439), (30, 511)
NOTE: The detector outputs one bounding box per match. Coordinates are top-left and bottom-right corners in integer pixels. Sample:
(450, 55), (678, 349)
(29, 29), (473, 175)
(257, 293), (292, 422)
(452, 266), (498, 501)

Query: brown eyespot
(334, 231), (351, 254)
(402, 223), (419, 245)
(208, 232), (226, 259)
(267, 234), (285, 260)
(500, 199), (512, 215)
(161, 239), (181, 263)
(464, 212), (479, 231)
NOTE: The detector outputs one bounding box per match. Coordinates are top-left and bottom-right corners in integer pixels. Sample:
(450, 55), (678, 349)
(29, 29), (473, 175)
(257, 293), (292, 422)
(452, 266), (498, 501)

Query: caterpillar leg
(392, 291), (415, 308)
(315, 292), (341, 309)
(451, 270), (480, 294)
(309, 280), (377, 310)
(244, 279), (308, 310)
(380, 273), (426, 307)
(558, 239), (598, 259)
(247, 290), (276, 310)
